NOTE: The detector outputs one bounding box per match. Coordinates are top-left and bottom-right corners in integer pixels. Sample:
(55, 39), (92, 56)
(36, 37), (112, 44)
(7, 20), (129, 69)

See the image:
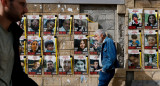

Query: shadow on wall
(116, 43), (124, 68)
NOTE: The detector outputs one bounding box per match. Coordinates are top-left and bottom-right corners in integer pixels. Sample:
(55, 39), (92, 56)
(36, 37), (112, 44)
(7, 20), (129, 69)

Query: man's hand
(99, 69), (105, 72)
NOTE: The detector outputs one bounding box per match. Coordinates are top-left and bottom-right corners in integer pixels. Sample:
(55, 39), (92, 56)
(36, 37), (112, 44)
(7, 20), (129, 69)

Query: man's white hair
(95, 29), (107, 37)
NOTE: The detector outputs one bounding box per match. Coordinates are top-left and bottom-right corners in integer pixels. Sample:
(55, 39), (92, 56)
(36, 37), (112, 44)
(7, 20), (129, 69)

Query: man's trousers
(98, 69), (115, 86)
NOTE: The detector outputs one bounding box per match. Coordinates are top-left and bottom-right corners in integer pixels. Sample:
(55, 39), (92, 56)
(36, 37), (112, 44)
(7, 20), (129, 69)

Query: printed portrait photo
(90, 37), (102, 54)
(28, 56), (42, 75)
(43, 19), (55, 32)
(144, 34), (157, 48)
(74, 59), (87, 72)
(19, 36), (25, 55)
(74, 19), (88, 34)
(27, 36), (41, 55)
(59, 56), (72, 74)
(59, 19), (71, 34)
(44, 56), (56, 75)
(144, 54), (157, 69)
(20, 56), (25, 72)
(74, 39), (88, 54)
(43, 36), (56, 55)
(90, 55), (101, 74)
(145, 10), (158, 29)
(128, 54), (140, 69)
(128, 34), (141, 49)
(28, 19), (39, 32)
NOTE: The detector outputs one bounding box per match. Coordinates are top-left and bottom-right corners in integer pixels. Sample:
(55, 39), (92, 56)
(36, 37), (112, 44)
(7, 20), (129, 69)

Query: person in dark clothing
(0, 0), (38, 86)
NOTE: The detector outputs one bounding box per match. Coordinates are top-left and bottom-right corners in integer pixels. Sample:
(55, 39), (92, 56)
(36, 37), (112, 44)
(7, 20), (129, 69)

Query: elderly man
(0, 0), (37, 86)
(94, 29), (119, 86)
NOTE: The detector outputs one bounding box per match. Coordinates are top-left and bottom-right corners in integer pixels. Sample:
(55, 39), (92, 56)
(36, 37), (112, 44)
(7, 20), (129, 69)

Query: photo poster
(20, 16), (25, 31)
(59, 56), (72, 75)
(159, 10), (160, 29)
(74, 15), (88, 34)
(144, 50), (158, 69)
(74, 55), (87, 74)
(19, 36), (25, 55)
(157, 50), (160, 68)
(58, 15), (72, 34)
(27, 36), (41, 55)
(89, 37), (102, 54)
(28, 56), (42, 75)
(27, 15), (40, 34)
(74, 35), (88, 54)
(159, 31), (160, 49)
(17, 16), (27, 36)
(128, 50), (141, 69)
(20, 55), (25, 72)
(43, 15), (56, 35)
(128, 9), (142, 29)
(145, 10), (158, 29)
(44, 55), (56, 75)
(144, 30), (158, 49)
(128, 30), (141, 49)
(90, 55), (102, 74)
(43, 35), (56, 55)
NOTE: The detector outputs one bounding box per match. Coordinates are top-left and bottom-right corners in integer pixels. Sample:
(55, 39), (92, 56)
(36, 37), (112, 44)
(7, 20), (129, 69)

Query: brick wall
(25, 3), (126, 86)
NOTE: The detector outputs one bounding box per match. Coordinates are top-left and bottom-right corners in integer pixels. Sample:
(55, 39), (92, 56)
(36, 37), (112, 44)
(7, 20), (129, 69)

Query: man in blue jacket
(94, 29), (119, 86)
(0, 0), (38, 86)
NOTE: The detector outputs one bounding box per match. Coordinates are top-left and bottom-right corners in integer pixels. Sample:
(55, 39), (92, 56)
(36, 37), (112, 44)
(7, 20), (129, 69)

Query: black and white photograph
(128, 9), (142, 29)
(74, 55), (87, 74)
(74, 15), (88, 34)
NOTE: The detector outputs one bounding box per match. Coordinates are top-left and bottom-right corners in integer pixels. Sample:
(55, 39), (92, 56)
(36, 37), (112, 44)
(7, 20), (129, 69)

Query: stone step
(131, 80), (160, 86)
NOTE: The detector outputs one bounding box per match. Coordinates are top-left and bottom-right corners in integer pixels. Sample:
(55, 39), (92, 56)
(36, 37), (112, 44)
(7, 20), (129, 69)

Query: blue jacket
(101, 37), (119, 72)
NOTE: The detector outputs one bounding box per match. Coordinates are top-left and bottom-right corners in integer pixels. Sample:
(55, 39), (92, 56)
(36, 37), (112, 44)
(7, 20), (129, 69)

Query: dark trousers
(98, 69), (115, 86)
